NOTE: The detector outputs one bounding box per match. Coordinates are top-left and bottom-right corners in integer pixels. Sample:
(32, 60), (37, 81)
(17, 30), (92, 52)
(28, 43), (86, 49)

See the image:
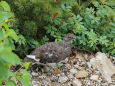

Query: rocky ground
(30, 51), (115, 86)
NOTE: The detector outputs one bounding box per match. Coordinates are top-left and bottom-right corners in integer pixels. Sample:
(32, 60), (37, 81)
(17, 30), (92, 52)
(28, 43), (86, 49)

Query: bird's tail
(26, 55), (40, 61)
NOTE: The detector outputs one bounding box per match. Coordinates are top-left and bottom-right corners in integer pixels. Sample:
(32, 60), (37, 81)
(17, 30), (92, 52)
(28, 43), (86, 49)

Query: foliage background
(4, 0), (115, 57)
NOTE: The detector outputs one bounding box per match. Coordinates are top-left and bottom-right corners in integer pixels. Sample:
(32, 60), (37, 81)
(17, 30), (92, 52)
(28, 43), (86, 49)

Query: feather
(26, 55), (40, 61)
(27, 34), (75, 63)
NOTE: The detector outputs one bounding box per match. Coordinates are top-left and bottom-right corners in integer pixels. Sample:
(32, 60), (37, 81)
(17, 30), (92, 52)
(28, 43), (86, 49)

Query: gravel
(30, 51), (115, 86)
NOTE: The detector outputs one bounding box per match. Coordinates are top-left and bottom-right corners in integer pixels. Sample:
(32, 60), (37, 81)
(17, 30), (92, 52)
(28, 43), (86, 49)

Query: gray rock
(31, 80), (39, 86)
(58, 76), (68, 83)
(31, 72), (38, 77)
(72, 79), (82, 86)
(90, 75), (99, 80)
(42, 78), (51, 86)
(69, 68), (78, 74)
(50, 75), (59, 82)
(67, 73), (74, 79)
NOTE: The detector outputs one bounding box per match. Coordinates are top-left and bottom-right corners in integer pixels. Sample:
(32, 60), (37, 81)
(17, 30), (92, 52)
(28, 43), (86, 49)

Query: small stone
(87, 81), (91, 85)
(74, 64), (79, 68)
(58, 76), (68, 83)
(32, 80), (40, 86)
(70, 68), (77, 74)
(39, 75), (46, 79)
(72, 79), (82, 86)
(90, 75), (99, 80)
(51, 82), (60, 86)
(67, 73), (74, 79)
(60, 73), (65, 76)
(44, 66), (54, 73)
(75, 70), (88, 78)
(50, 75), (58, 82)
(42, 78), (51, 86)
(31, 72), (38, 77)
(77, 66), (85, 70)
(65, 63), (71, 69)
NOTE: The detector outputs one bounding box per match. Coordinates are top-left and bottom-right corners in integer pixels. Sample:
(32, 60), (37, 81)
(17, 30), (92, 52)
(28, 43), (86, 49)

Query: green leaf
(106, 0), (115, 6)
(0, 1), (11, 11)
(17, 69), (31, 86)
(0, 11), (14, 24)
(0, 48), (21, 65)
(6, 29), (19, 41)
(2, 23), (9, 30)
(0, 62), (9, 79)
(22, 62), (31, 70)
(6, 80), (16, 86)
(4, 38), (16, 50)
(0, 31), (4, 41)
(0, 79), (3, 85)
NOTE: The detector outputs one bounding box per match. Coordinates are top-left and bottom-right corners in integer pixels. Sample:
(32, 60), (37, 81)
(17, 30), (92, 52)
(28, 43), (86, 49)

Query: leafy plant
(5, 0), (115, 56)
(0, 1), (31, 86)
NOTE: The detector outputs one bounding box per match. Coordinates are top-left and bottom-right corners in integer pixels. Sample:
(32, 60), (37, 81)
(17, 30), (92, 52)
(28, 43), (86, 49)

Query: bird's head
(63, 34), (75, 42)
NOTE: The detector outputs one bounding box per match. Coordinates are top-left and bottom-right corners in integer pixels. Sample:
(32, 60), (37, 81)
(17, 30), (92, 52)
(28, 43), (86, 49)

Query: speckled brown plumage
(29, 34), (75, 63)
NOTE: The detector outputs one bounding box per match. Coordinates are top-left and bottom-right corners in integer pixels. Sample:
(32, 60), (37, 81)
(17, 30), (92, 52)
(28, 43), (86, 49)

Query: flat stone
(32, 80), (41, 86)
(90, 75), (99, 80)
(77, 66), (85, 70)
(67, 73), (74, 79)
(42, 78), (51, 86)
(31, 72), (38, 77)
(58, 76), (68, 83)
(51, 82), (60, 86)
(72, 79), (82, 86)
(65, 63), (71, 69)
(70, 68), (77, 74)
(75, 70), (88, 78)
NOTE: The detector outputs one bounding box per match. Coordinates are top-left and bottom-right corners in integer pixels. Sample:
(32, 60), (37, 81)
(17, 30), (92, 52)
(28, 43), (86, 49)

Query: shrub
(5, 0), (115, 56)
(0, 1), (31, 86)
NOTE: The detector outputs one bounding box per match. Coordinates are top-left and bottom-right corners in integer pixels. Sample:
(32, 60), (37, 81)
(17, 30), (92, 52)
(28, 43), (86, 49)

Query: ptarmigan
(26, 34), (75, 63)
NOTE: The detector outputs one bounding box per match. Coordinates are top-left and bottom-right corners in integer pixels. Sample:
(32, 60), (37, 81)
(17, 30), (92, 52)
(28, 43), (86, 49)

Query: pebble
(74, 64), (79, 68)
(44, 66), (54, 73)
(69, 68), (77, 74)
(51, 82), (60, 86)
(31, 72), (38, 77)
(30, 52), (115, 86)
(65, 63), (71, 69)
(77, 66), (85, 70)
(90, 75), (99, 80)
(39, 74), (46, 79)
(72, 79), (82, 86)
(50, 75), (58, 81)
(75, 70), (89, 78)
(58, 76), (68, 83)
(31, 80), (40, 86)
(67, 73), (74, 79)
(42, 78), (51, 86)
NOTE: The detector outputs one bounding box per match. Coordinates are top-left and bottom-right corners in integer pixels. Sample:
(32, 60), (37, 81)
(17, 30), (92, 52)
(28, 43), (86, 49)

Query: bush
(0, 1), (31, 86)
(5, 0), (115, 56)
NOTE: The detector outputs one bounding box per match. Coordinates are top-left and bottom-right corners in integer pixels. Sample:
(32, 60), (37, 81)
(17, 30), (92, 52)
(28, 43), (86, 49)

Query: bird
(26, 34), (75, 64)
